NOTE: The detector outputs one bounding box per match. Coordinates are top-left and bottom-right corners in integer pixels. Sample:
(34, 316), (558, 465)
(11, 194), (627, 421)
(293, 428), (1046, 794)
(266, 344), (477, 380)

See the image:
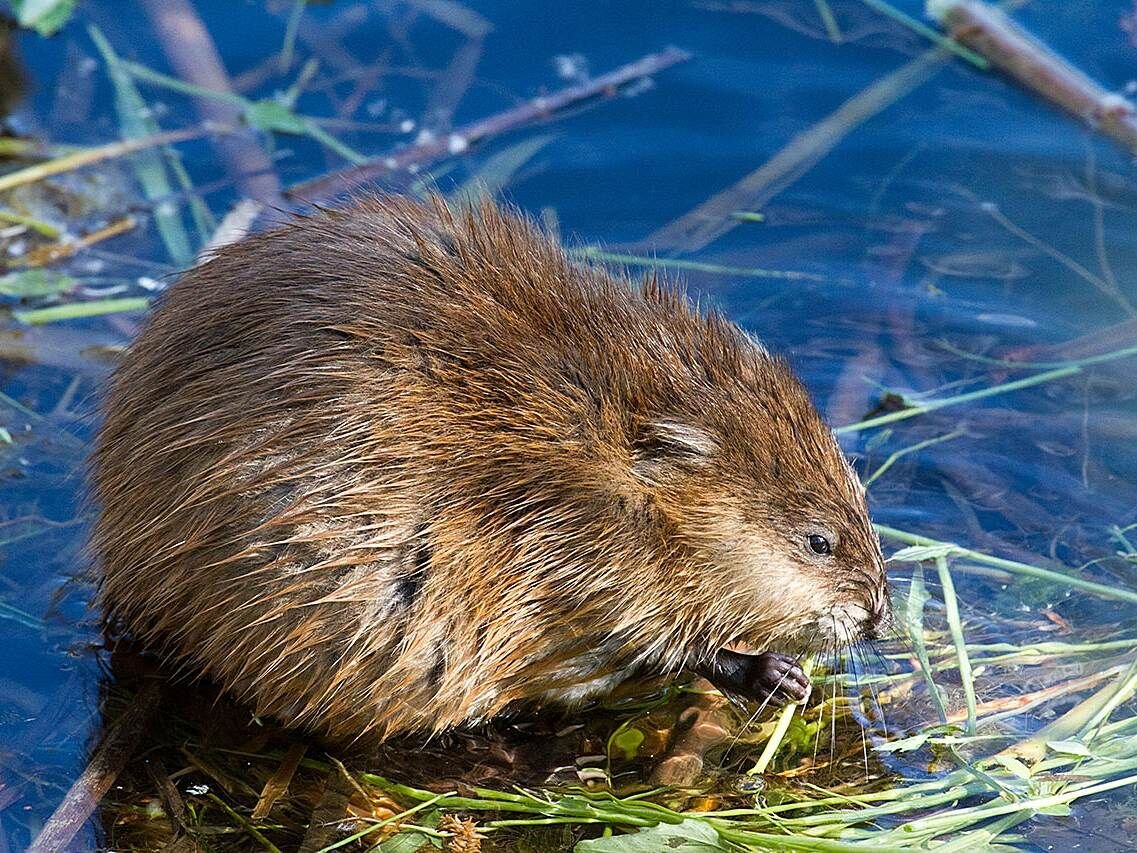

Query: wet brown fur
(91, 195), (886, 745)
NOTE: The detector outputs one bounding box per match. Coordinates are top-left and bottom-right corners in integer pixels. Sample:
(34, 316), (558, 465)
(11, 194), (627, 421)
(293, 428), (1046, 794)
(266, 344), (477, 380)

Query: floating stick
(929, 0), (1137, 154)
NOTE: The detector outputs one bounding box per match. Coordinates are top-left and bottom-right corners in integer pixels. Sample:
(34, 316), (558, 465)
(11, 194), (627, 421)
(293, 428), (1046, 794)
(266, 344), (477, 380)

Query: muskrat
(91, 194), (890, 745)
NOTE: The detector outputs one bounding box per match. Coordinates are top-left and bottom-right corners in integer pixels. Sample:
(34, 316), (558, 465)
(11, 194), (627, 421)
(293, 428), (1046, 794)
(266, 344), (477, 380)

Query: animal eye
(808, 534), (831, 556)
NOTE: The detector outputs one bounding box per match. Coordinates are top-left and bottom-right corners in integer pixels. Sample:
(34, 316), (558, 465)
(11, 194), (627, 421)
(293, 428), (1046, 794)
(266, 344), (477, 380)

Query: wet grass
(79, 609), (1137, 850)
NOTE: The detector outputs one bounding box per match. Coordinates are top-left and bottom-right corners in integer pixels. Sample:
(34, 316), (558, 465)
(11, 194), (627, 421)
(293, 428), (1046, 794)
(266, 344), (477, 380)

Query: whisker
(721, 699), (766, 767)
(812, 638), (828, 768)
(828, 640), (839, 781)
(849, 643), (870, 778)
(861, 642), (890, 739)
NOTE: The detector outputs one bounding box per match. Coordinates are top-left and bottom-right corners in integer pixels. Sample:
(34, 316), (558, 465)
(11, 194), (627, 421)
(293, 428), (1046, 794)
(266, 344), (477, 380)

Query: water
(2, 1), (1136, 850)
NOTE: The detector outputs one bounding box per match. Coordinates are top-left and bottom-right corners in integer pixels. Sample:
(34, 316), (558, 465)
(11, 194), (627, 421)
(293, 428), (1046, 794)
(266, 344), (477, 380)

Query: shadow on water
(2, 0), (1137, 850)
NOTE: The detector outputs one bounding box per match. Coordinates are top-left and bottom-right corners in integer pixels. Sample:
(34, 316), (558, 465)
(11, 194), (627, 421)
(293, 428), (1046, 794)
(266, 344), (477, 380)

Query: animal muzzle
(859, 601), (891, 641)
(826, 590), (892, 646)
(863, 578), (894, 641)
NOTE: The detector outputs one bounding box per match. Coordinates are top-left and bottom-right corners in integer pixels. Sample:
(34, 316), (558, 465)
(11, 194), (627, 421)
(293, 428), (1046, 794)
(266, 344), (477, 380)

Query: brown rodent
(91, 195), (889, 746)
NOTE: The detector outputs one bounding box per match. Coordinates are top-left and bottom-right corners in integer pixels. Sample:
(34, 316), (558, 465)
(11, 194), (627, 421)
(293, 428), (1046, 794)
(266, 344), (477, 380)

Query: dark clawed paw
(696, 649), (811, 706)
(753, 652), (811, 704)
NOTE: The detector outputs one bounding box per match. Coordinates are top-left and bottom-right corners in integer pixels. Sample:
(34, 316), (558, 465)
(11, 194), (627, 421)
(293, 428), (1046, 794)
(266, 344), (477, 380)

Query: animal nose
(861, 612), (884, 642)
(861, 591), (892, 641)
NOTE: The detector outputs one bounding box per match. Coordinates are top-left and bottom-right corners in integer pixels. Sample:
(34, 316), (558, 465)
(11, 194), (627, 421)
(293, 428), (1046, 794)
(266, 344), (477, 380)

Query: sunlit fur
(91, 195), (888, 746)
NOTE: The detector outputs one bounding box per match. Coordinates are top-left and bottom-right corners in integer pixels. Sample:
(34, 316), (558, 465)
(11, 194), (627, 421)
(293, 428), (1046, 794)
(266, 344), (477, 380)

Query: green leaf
(0, 269), (76, 298)
(992, 754), (1032, 780)
(245, 99), (307, 134)
(889, 543), (959, 563)
(575, 819), (727, 852)
(1046, 739), (1093, 757)
(376, 827), (439, 852)
(9, 0), (76, 36)
(609, 725), (645, 761)
(13, 296), (148, 324)
(88, 25), (194, 267)
(0, 426), (11, 444)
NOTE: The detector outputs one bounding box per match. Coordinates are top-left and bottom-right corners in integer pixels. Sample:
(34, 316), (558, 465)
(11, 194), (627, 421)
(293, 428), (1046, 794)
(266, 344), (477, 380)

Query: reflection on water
(2, 0), (1136, 849)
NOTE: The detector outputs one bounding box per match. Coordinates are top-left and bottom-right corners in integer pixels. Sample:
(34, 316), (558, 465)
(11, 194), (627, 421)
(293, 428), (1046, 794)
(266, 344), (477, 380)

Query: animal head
(616, 323), (890, 671)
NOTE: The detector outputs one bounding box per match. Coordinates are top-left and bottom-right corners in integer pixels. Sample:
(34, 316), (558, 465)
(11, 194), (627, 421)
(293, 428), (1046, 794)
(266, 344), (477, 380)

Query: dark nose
(861, 613), (884, 642)
(861, 590), (893, 641)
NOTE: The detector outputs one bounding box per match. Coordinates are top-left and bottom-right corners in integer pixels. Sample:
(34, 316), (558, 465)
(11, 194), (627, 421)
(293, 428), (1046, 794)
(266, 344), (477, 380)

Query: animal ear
(631, 419), (717, 484)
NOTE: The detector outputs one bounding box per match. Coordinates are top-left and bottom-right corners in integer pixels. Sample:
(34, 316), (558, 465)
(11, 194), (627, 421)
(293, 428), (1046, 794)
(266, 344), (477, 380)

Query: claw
(696, 649), (811, 705)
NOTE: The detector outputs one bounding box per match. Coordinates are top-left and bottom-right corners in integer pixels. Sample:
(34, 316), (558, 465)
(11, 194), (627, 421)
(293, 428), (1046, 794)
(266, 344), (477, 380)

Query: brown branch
(28, 682), (161, 853)
(288, 46), (692, 204)
(12, 216), (137, 269)
(931, 0), (1137, 154)
(1000, 318), (1137, 364)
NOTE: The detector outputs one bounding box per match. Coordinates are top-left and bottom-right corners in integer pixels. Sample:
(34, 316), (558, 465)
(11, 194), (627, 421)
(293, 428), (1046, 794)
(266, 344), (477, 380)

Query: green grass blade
(13, 297), (149, 324)
(87, 25), (193, 266)
(935, 555), (977, 734)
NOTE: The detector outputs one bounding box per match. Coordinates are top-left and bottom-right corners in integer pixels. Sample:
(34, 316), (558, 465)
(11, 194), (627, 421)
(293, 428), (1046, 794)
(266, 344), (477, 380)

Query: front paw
(696, 650), (811, 706)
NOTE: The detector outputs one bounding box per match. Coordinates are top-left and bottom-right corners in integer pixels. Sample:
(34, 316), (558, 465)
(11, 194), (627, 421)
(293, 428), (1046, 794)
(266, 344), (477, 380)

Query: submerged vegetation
(1, 0), (1136, 850)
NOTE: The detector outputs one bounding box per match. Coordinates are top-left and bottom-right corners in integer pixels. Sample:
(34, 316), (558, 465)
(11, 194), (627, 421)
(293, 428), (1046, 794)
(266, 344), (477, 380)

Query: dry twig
(28, 683), (161, 853)
(931, 0), (1137, 154)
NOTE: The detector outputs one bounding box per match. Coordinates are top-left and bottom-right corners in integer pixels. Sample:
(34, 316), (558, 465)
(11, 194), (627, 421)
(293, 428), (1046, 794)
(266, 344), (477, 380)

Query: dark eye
(808, 534), (831, 556)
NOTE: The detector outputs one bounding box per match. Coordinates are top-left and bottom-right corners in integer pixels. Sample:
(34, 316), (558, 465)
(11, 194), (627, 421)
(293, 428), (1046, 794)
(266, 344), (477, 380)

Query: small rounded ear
(631, 419), (717, 485)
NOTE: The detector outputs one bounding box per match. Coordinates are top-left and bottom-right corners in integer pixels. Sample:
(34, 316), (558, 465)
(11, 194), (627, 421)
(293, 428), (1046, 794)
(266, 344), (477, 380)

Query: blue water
(2, 0), (1136, 849)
